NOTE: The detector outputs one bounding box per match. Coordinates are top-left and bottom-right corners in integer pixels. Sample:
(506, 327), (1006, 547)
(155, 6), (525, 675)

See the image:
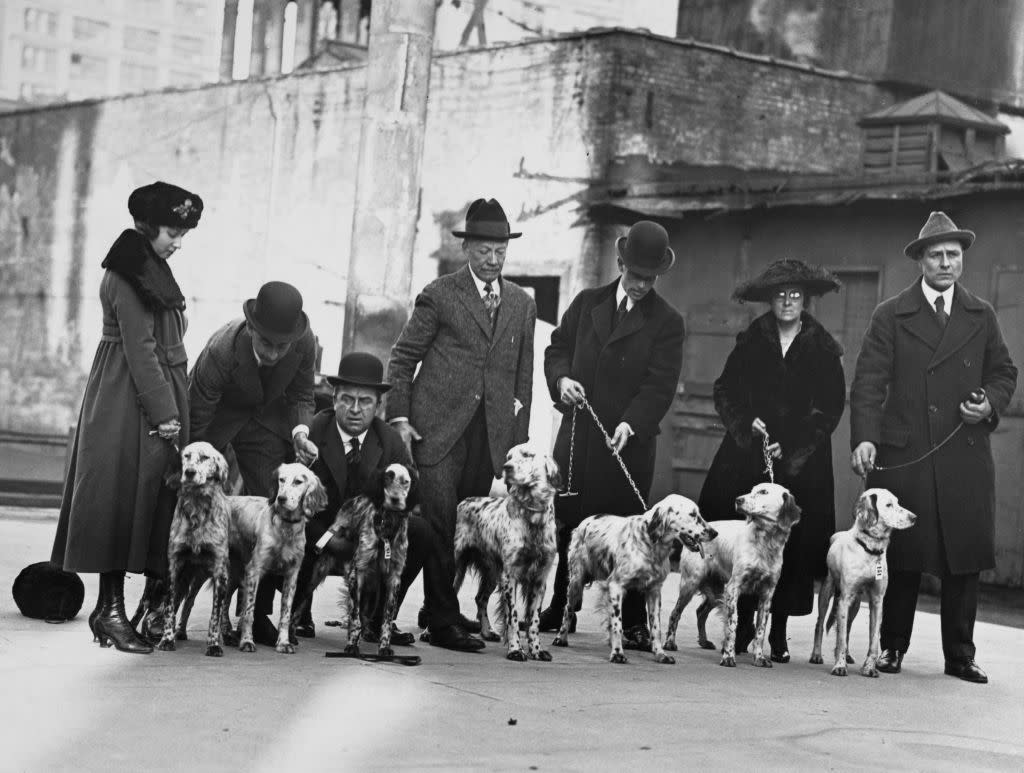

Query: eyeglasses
(336, 395), (377, 411)
(772, 289), (804, 302)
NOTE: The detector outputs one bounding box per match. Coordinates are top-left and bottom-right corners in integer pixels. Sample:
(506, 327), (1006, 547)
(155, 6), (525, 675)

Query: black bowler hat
(451, 198), (522, 240)
(616, 221), (676, 277)
(243, 281), (309, 344)
(12, 561), (85, 623)
(128, 181), (203, 229)
(325, 352), (391, 392)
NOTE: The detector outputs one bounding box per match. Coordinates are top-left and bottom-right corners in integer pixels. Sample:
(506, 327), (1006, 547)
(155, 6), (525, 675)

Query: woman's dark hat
(325, 352), (391, 392)
(451, 198), (522, 240)
(12, 561), (85, 623)
(733, 259), (842, 303)
(243, 281), (309, 344)
(128, 181), (203, 229)
(903, 211), (975, 258)
(615, 221), (676, 277)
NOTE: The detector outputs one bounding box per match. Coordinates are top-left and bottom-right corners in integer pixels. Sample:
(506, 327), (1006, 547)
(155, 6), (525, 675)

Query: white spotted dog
(453, 445), (560, 662)
(810, 488), (916, 677)
(156, 442), (233, 657)
(552, 495), (717, 664)
(232, 463), (328, 654)
(664, 482), (802, 667)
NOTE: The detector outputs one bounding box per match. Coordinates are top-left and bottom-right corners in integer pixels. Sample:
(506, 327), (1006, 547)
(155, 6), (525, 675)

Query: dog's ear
(646, 504), (665, 541)
(214, 452), (231, 493)
(545, 457), (562, 490)
(781, 492), (802, 524)
(267, 468), (280, 505)
(302, 476), (329, 517)
(854, 491), (878, 527)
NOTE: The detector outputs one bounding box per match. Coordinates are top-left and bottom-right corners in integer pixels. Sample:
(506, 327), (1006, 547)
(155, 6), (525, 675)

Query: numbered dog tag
(384, 542), (392, 562)
(875, 559), (883, 580)
(314, 528), (335, 554)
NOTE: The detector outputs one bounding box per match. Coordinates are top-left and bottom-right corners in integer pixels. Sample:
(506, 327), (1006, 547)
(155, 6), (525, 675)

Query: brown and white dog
(663, 482), (801, 668)
(303, 463), (413, 657)
(453, 445), (560, 662)
(552, 494), (717, 664)
(810, 488), (916, 677)
(156, 442), (232, 657)
(232, 463), (327, 654)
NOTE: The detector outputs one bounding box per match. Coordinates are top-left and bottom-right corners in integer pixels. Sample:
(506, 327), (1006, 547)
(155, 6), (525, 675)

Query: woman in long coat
(699, 259), (845, 661)
(51, 181), (203, 653)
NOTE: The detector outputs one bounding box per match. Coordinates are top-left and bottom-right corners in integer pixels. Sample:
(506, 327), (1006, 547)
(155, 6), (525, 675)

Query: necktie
(613, 296), (629, 330)
(935, 295), (948, 328)
(483, 281), (500, 328)
(347, 436), (361, 467)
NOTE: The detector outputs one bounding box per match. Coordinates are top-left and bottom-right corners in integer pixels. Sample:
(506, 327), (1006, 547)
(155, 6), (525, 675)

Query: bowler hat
(615, 221), (675, 277)
(451, 198), (522, 240)
(243, 281), (309, 344)
(733, 259), (841, 303)
(128, 181), (203, 229)
(12, 561), (85, 623)
(325, 352), (391, 392)
(903, 211), (975, 258)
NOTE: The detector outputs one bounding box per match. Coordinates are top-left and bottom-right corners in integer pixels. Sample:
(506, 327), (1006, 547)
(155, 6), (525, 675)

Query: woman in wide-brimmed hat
(699, 259), (846, 662)
(51, 181), (203, 654)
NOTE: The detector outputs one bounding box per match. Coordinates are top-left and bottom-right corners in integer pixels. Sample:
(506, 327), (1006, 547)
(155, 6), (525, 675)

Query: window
(121, 62), (158, 91)
(21, 45), (57, 75)
(124, 26), (160, 52)
(23, 8), (58, 36)
(174, 0), (206, 17)
(19, 82), (58, 100)
(69, 52), (108, 82)
(171, 35), (204, 65)
(72, 17), (110, 45)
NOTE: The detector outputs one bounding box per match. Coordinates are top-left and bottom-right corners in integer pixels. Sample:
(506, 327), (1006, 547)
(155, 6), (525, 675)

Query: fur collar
(739, 311), (843, 359)
(101, 229), (185, 311)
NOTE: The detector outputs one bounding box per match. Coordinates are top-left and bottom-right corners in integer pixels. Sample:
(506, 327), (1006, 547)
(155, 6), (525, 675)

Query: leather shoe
(877, 649), (903, 674)
(944, 658), (988, 684)
(622, 624), (652, 652)
(252, 615), (280, 647)
(427, 624), (485, 652)
(362, 622), (416, 647)
(415, 607), (481, 634)
(293, 620), (315, 638)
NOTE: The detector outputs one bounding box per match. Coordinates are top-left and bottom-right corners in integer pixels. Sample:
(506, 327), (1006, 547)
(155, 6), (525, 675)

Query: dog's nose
(277, 495), (288, 505)
(183, 469), (196, 479)
(734, 496), (743, 508)
(707, 526), (718, 540)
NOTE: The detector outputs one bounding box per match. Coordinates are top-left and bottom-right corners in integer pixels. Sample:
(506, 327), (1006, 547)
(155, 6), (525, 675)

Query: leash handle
(579, 397), (647, 511)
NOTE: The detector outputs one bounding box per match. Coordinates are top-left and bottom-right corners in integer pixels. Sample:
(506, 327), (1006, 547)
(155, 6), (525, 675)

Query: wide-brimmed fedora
(733, 259), (841, 303)
(243, 281), (309, 344)
(451, 198), (522, 240)
(615, 220), (675, 277)
(324, 352), (391, 392)
(903, 211), (975, 258)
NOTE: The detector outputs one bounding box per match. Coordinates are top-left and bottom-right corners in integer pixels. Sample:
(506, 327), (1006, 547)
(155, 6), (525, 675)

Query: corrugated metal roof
(860, 90), (1009, 133)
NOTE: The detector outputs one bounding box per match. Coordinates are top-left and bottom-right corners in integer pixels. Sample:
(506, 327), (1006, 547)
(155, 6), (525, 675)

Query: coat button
(968, 436), (976, 446)
(928, 405), (938, 414)
(964, 359), (972, 367)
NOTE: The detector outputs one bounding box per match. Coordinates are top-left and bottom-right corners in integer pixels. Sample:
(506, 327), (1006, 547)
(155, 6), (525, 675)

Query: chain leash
(762, 432), (775, 483)
(565, 407), (577, 493)
(578, 397), (648, 511)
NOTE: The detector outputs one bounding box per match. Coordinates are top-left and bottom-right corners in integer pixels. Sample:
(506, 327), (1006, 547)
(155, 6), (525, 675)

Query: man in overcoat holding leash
(541, 220), (685, 649)
(387, 198), (537, 652)
(851, 211), (1017, 683)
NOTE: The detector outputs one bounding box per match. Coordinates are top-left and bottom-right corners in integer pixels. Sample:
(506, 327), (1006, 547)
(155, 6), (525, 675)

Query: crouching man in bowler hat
(188, 280), (320, 645)
(542, 220), (684, 649)
(387, 198), (537, 652)
(851, 211), (1017, 683)
(291, 352), (440, 645)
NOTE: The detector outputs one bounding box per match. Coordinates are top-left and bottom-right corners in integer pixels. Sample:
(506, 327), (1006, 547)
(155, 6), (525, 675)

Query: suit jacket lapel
(590, 284), (617, 347)
(928, 286), (985, 369)
(895, 282), (942, 352)
(233, 327), (264, 402)
(490, 279), (518, 348)
(320, 419), (349, 499)
(455, 266), (494, 339)
(608, 297), (647, 345)
(261, 348), (299, 399)
(360, 424), (383, 477)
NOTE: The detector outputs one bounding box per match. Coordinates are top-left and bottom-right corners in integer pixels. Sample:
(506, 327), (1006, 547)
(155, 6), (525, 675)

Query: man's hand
(393, 420), (423, 454)
(765, 442), (782, 459)
(558, 377), (586, 407)
(751, 417), (768, 437)
(960, 394), (993, 425)
(156, 419), (181, 441)
(609, 422), (633, 454)
(293, 432), (319, 466)
(851, 441), (877, 477)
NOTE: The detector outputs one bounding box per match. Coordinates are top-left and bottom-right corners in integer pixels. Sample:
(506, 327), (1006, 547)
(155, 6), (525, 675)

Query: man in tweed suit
(388, 198), (537, 651)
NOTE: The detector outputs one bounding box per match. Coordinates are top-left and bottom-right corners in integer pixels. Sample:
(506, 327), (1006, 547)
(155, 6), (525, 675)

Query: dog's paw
(654, 653), (675, 665)
(276, 642), (296, 654)
(482, 631), (501, 643)
(753, 655), (773, 668)
(699, 639), (716, 650)
(506, 649), (528, 662)
(378, 646), (394, 657)
(175, 629), (188, 641)
(719, 654), (736, 667)
(809, 653), (824, 664)
(156, 638), (176, 652)
(205, 644), (224, 658)
(860, 664), (879, 678)
(239, 640), (256, 653)
(552, 635), (568, 647)
(663, 639), (678, 651)
(830, 664), (848, 677)
(535, 650), (552, 662)
(610, 652), (628, 664)
(847, 654), (856, 664)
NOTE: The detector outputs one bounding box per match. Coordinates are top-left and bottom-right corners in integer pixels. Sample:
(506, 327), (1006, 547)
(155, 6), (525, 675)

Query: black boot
(88, 593), (103, 643)
(537, 528), (573, 632)
(769, 613), (790, 663)
(735, 595), (757, 653)
(94, 572), (153, 654)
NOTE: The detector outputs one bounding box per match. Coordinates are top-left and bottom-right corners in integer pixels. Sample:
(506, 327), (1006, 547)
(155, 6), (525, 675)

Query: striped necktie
(483, 281), (500, 328)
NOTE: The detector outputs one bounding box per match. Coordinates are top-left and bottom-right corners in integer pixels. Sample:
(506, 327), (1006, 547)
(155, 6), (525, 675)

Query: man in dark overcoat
(851, 211), (1018, 684)
(188, 280), (319, 644)
(541, 220), (685, 648)
(387, 198), (537, 652)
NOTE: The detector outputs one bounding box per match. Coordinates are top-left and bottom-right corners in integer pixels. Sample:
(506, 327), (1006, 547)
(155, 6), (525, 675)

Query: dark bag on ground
(12, 561), (85, 622)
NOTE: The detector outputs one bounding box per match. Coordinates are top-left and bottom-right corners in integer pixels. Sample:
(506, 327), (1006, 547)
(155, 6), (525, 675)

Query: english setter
(299, 463), (413, 657)
(663, 482), (801, 668)
(551, 494), (717, 664)
(453, 445), (560, 662)
(155, 442), (233, 657)
(810, 488), (916, 677)
(232, 463), (328, 654)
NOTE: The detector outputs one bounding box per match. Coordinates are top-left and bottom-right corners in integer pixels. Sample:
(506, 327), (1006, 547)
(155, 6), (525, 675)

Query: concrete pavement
(2, 514), (1023, 772)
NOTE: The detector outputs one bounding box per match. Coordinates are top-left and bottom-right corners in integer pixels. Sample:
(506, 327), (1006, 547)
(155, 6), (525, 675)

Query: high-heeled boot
(94, 571), (153, 654)
(537, 529), (575, 633)
(88, 593), (103, 643)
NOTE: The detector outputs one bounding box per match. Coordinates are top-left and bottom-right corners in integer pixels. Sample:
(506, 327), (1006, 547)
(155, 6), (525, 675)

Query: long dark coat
(52, 234), (189, 574)
(699, 311), (846, 615)
(544, 280), (685, 519)
(851, 281), (1017, 575)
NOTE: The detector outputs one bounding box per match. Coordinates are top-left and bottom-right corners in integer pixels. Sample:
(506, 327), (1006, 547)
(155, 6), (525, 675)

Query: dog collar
(856, 537), (885, 557)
